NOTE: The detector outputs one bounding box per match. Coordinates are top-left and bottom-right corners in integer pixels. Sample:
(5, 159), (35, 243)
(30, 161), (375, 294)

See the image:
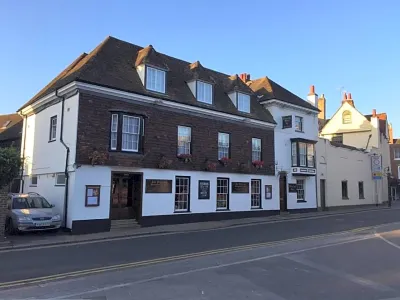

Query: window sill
(48, 140), (56, 143)
(359, 197), (365, 200)
(146, 88), (166, 95)
(295, 130), (304, 133)
(174, 210), (191, 214)
(109, 150), (144, 155)
(297, 200), (307, 203)
(251, 207), (263, 210)
(342, 197), (349, 200)
(29, 185), (37, 187)
(216, 209), (230, 212)
(55, 184), (66, 187)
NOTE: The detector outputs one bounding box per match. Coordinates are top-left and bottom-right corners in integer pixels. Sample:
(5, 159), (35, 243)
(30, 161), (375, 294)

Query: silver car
(5, 192), (62, 234)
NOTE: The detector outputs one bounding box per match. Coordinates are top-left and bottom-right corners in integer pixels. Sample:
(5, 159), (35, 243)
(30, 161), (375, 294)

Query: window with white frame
(295, 116), (303, 132)
(175, 176), (190, 212)
(49, 116), (57, 141)
(291, 142), (297, 166)
(110, 114), (118, 150)
(342, 110), (352, 124)
(299, 143), (307, 166)
(146, 66), (166, 93)
(307, 144), (315, 167)
(394, 148), (400, 160)
(177, 126), (191, 155)
(56, 173), (66, 186)
(251, 179), (261, 208)
(30, 175), (38, 187)
(218, 133), (230, 160)
(237, 93), (250, 113)
(296, 179), (305, 201)
(217, 178), (229, 210)
(252, 138), (262, 162)
(122, 115), (141, 152)
(197, 81), (212, 104)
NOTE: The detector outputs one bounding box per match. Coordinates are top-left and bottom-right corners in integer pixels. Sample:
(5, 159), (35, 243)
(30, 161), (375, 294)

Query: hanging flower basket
(219, 157), (231, 167)
(88, 150), (109, 166)
(205, 161), (217, 172)
(177, 153), (192, 163)
(252, 160), (264, 169)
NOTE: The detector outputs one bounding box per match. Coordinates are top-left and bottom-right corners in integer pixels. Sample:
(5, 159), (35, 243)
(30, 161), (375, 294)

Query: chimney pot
(342, 92), (347, 102)
(348, 92), (352, 99)
(372, 109), (377, 117)
(240, 73), (248, 82)
(310, 85), (315, 95)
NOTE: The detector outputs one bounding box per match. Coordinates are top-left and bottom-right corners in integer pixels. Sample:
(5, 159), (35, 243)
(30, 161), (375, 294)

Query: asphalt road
(1, 221), (400, 299)
(0, 208), (399, 286)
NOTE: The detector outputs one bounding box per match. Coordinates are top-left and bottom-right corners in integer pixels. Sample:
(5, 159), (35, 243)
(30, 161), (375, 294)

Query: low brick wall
(0, 188), (7, 239)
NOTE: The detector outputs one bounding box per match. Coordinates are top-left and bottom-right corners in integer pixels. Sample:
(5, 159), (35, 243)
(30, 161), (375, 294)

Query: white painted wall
(66, 165), (280, 228)
(21, 93), (80, 223)
(265, 102), (319, 209)
(136, 64), (145, 85)
(187, 80), (196, 97)
(316, 138), (384, 208)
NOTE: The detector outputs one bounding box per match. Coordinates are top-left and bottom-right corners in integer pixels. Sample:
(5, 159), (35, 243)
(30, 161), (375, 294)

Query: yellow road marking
(0, 226), (373, 289)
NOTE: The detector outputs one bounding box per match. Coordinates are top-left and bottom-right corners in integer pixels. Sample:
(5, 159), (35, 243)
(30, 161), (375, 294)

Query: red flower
(252, 160), (264, 169)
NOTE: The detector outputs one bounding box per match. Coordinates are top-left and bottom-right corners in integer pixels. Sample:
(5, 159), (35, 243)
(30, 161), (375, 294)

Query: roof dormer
(135, 45), (168, 94)
(187, 61), (215, 105)
(227, 74), (252, 113)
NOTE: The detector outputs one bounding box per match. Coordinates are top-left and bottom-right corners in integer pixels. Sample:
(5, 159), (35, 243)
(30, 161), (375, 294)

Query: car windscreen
(12, 197), (52, 209)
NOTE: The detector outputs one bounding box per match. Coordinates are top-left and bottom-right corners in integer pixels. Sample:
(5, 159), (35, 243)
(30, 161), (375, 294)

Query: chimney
(372, 109), (377, 117)
(240, 73), (250, 83)
(307, 85), (318, 106)
(342, 92), (347, 103)
(318, 94), (326, 120)
(389, 123), (394, 144)
(342, 92), (355, 107)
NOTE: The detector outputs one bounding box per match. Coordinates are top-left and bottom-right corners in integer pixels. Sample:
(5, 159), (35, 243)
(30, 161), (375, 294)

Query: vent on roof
(1, 120), (11, 129)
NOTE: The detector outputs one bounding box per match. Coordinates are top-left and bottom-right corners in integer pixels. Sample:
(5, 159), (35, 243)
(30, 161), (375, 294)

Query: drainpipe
(20, 115), (28, 193)
(55, 89), (70, 229)
(365, 134), (372, 151)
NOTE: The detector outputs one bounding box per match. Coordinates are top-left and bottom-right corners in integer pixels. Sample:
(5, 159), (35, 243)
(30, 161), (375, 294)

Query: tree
(0, 147), (21, 189)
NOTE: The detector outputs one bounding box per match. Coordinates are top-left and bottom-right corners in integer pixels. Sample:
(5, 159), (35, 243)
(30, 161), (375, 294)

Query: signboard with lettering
(265, 185), (272, 199)
(371, 154), (383, 180)
(282, 116), (292, 129)
(232, 182), (249, 193)
(198, 180), (210, 199)
(288, 183), (297, 193)
(145, 179), (173, 193)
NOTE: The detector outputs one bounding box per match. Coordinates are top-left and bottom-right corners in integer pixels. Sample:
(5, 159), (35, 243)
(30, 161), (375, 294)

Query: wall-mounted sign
(288, 183), (297, 193)
(371, 154), (382, 180)
(292, 167), (316, 176)
(145, 179), (173, 193)
(85, 185), (101, 207)
(198, 180), (210, 199)
(232, 182), (249, 193)
(282, 116), (292, 129)
(265, 185), (272, 199)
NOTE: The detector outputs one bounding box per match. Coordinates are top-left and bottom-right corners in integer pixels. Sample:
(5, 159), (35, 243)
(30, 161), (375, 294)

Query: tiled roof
(329, 141), (365, 152)
(0, 113), (23, 142)
(19, 36), (276, 124)
(248, 77), (320, 112)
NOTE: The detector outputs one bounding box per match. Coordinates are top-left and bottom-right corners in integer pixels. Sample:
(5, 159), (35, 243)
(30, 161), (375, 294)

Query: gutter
(20, 115), (28, 193)
(55, 89), (78, 229)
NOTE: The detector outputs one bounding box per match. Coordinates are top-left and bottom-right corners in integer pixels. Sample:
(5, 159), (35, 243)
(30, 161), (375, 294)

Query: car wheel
(5, 219), (18, 235)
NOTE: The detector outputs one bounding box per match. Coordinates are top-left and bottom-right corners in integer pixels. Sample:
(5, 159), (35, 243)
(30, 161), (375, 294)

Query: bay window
(291, 138), (316, 168)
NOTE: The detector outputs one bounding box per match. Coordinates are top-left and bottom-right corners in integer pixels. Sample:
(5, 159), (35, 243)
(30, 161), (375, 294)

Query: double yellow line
(0, 226), (372, 289)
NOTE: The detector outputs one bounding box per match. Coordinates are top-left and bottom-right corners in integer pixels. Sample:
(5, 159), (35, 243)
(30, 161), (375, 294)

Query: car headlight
(52, 214), (61, 221)
(18, 216), (32, 221)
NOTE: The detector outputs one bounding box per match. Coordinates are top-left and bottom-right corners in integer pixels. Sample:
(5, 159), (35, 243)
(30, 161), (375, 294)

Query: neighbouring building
(0, 113), (23, 193)
(389, 136), (400, 200)
(318, 91), (391, 207)
(17, 36), (288, 234)
(247, 80), (320, 212)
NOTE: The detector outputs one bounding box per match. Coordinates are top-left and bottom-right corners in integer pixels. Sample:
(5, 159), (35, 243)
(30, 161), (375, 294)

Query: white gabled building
(247, 77), (320, 212)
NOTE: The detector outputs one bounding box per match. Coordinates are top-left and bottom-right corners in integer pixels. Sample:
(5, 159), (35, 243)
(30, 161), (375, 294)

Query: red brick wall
(76, 93), (275, 175)
(390, 144), (400, 180)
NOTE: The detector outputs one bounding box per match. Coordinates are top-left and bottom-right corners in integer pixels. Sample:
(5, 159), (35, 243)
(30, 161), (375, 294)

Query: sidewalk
(1, 204), (397, 251)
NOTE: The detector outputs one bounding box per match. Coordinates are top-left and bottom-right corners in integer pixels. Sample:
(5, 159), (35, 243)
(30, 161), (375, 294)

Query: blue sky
(1, 0), (399, 134)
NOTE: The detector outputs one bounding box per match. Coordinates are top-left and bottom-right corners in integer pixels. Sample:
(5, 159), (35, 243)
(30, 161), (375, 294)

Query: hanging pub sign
(198, 180), (210, 199)
(282, 116), (292, 129)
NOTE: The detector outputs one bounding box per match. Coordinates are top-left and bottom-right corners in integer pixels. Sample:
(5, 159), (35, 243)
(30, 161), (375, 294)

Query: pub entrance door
(110, 172), (143, 220)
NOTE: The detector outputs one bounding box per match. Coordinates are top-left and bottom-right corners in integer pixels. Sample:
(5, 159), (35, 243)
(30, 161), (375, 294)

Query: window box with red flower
(252, 160), (264, 169)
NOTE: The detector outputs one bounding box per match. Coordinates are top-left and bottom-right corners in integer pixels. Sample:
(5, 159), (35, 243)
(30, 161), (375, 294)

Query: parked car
(5, 192), (62, 234)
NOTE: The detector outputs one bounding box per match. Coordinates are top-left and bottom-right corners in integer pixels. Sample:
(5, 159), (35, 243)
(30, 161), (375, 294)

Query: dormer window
(1, 120), (11, 129)
(237, 93), (250, 113)
(146, 66), (166, 93)
(196, 81), (213, 104)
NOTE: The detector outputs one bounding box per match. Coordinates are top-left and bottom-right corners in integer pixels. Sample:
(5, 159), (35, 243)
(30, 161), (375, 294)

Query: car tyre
(5, 219), (18, 235)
